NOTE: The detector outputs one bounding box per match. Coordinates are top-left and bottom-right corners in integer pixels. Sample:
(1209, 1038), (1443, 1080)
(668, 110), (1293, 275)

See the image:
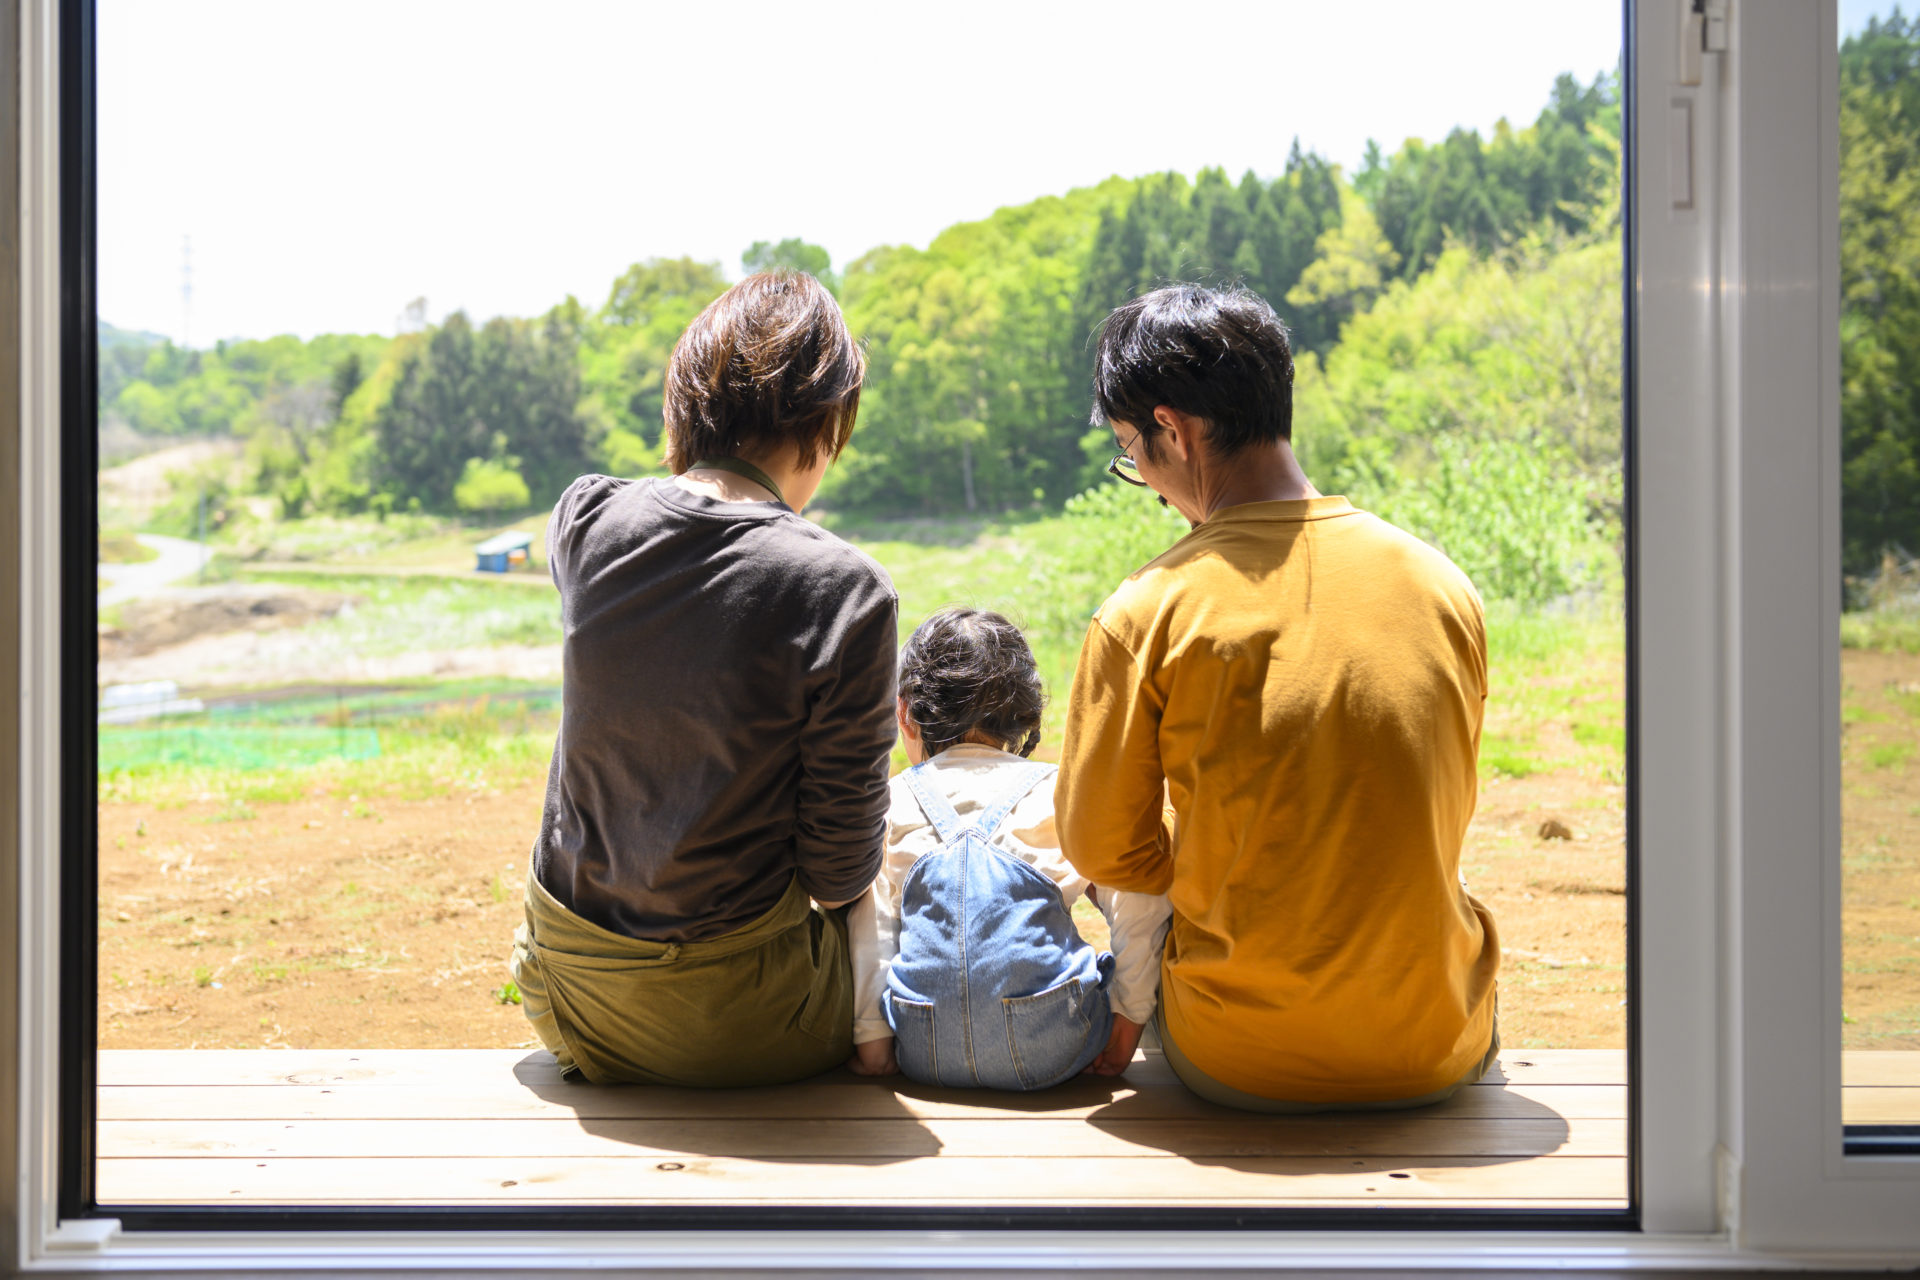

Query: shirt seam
(645, 480), (899, 602)
(646, 476), (792, 522)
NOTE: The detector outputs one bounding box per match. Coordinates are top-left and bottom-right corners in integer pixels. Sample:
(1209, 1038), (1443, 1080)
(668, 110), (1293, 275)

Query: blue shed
(474, 531), (532, 574)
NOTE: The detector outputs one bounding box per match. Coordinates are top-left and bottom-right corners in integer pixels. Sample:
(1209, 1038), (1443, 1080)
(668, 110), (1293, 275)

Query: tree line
(120, 50), (1920, 604)
(1841, 12), (1920, 581)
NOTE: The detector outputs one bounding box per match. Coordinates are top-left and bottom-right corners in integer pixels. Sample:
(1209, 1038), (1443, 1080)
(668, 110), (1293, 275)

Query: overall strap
(902, 762), (965, 844)
(969, 762), (1056, 842)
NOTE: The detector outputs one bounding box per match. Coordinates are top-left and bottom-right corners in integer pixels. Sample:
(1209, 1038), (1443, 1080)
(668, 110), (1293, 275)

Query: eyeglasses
(1106, 428), (1149, 488)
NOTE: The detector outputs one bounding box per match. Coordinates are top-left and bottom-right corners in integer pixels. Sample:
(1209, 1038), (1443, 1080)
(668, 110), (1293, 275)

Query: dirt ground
(98, 628), (563, 689)
(98, 783), (543, 1050)
(95, 646), (1920, 1053)
(96, 740), (1632, 1053)
(94, 768), (1630, 1051)
(1840, 649), (1920, 1048)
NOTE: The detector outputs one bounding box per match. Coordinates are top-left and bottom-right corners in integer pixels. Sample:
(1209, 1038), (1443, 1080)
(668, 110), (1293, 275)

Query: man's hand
(847, 1037), (899, 1076)
(1082, 1012), (1145, 1076)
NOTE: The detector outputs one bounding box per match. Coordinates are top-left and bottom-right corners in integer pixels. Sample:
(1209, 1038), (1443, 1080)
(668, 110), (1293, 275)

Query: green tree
(1363, 70), (1619, 278)
(371, 308), (587, 511)
(1840, 12), (1920, 578)
(454, 457), (532, 512)
(1286, 187), (1400, 342)
(578, 257), (728, 475)
(742, 238), (838, 293)
(835, 178), (1134, 514)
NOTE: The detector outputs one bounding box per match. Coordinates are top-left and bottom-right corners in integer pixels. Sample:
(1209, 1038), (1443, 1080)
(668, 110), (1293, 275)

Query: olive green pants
(510, 871), (853, 1087)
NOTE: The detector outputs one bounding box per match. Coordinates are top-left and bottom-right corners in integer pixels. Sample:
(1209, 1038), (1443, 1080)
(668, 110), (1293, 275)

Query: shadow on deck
(92, 1047), (1672, 1210)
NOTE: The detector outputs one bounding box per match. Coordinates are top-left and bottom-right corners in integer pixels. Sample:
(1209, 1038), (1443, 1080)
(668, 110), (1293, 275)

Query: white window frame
(1696, 0), (1920, 1251)
(9, 0), (1920, 1270)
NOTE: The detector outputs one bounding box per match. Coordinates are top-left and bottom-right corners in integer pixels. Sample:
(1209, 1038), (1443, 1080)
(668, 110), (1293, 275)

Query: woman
(510, 272), (897, 1086)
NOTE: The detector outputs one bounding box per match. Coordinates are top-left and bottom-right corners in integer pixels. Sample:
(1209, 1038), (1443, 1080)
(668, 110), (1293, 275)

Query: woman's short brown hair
(662, 271), (864, 474)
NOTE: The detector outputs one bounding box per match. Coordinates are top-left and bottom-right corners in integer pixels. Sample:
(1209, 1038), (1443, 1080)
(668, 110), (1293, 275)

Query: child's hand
(848, 1037), (899, 1076)
(1082, 1013), (1145, 1076)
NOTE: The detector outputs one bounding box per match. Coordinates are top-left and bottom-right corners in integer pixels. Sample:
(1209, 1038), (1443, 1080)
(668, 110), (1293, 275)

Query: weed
(1571, 721), (1625, 751)
(1868, 742), (1914, 770)
(490, 874), (508, 904)
(97, 528), (159, 565)
(493, 980), (522, 1006)
(205, 799), (257, 824)
(192, 966), (214, 988)
(1481, 735), (1543, 779)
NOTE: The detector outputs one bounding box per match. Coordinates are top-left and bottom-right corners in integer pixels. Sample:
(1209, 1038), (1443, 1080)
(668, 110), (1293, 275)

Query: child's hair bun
(897, 607), (1045, 759)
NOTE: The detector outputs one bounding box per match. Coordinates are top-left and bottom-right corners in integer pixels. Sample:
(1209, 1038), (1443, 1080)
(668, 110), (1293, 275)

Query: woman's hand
(847, 1037), (899, 1076)
(1081, 1013), (1145, 1076)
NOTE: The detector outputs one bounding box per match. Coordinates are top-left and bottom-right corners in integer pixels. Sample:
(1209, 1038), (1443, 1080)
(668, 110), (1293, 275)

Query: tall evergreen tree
(1840, 13), (1920, 577)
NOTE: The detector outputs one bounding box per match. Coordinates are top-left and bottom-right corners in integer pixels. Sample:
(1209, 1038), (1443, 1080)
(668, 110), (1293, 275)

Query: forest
(95, 20), (1920, 602)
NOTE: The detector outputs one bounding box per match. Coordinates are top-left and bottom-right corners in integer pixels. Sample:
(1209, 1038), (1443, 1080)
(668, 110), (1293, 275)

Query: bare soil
(94, 762), (1630, 1051)
(96, 440), (239, 525)
(1840, 649), (1920, 1048)
(99, 584), (349, 659)
(97, 630), (563, 690)
(94, 647), (1919, 1052)
(99, 783), (544, 1051)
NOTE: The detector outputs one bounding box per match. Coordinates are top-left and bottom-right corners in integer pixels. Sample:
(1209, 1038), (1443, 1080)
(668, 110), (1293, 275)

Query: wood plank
(99, 1080), (1626, 1123)
(1478, 1050), (1625, 1085)
(97, 1048), (1630, 1088)
(1841, 1051), (1920, 1087)
(1842, 1087), (1920, 1125)
(98, 1115), (1625, 1161)
(96, 1154), (1628, 1205)
(98, 1049), (544, 1088)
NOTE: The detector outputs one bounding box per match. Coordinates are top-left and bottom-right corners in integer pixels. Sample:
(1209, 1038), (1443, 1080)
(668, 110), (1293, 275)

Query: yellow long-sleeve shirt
(1057, 495), (1498, 1103)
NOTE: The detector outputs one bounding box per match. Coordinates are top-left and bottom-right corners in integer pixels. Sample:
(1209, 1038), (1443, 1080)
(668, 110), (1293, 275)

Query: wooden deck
(88, 1048), (1920, 1210)
(86, 1048), (1920, 1210)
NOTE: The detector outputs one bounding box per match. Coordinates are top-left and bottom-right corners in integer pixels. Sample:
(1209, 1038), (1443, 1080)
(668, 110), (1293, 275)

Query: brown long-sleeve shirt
(533, 475), (898, 943)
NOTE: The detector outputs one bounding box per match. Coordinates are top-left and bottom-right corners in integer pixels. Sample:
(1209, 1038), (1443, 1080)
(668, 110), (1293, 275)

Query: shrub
(1367, 431), (1611, 607)
(453, 459), (531, 513)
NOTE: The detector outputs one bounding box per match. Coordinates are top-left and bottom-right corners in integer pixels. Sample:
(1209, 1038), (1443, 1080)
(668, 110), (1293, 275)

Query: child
(846, 607), (1173, 1089)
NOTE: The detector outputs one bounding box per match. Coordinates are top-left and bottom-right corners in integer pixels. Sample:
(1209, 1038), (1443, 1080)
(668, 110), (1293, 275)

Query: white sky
(99, 0), (1629, 345)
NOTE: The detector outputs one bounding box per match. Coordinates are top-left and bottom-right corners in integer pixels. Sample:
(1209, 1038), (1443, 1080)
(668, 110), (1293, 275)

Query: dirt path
(97, 534), (213, 607)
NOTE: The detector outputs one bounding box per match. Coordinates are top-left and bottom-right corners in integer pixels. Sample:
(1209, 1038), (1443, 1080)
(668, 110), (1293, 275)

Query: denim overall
(884, 761), (1115, 1090)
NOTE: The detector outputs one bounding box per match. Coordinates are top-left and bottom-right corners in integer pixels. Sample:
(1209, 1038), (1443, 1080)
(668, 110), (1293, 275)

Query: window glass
(92, 0), (1628, 1211)
(1838, 1), (1920, 1142)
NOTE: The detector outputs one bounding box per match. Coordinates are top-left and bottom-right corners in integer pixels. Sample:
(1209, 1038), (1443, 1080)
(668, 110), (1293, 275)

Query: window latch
(1679, 0), (1730, 86)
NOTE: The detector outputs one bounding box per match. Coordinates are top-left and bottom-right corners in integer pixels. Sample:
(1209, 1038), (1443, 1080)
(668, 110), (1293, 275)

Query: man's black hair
(1090, 284), (1294, 460)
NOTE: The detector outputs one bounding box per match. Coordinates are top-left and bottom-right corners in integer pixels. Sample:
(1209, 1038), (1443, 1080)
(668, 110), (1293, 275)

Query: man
(1058, 284), (1498, 1111)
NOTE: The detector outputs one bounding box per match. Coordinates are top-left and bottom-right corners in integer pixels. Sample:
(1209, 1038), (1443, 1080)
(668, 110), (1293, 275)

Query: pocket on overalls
(1003, 976), (1095, 1091)
(886, 994), (940, 1086)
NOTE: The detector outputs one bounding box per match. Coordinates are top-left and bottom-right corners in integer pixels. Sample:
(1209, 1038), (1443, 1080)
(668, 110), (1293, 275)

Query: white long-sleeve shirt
(848, 744), (1174, 1046)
